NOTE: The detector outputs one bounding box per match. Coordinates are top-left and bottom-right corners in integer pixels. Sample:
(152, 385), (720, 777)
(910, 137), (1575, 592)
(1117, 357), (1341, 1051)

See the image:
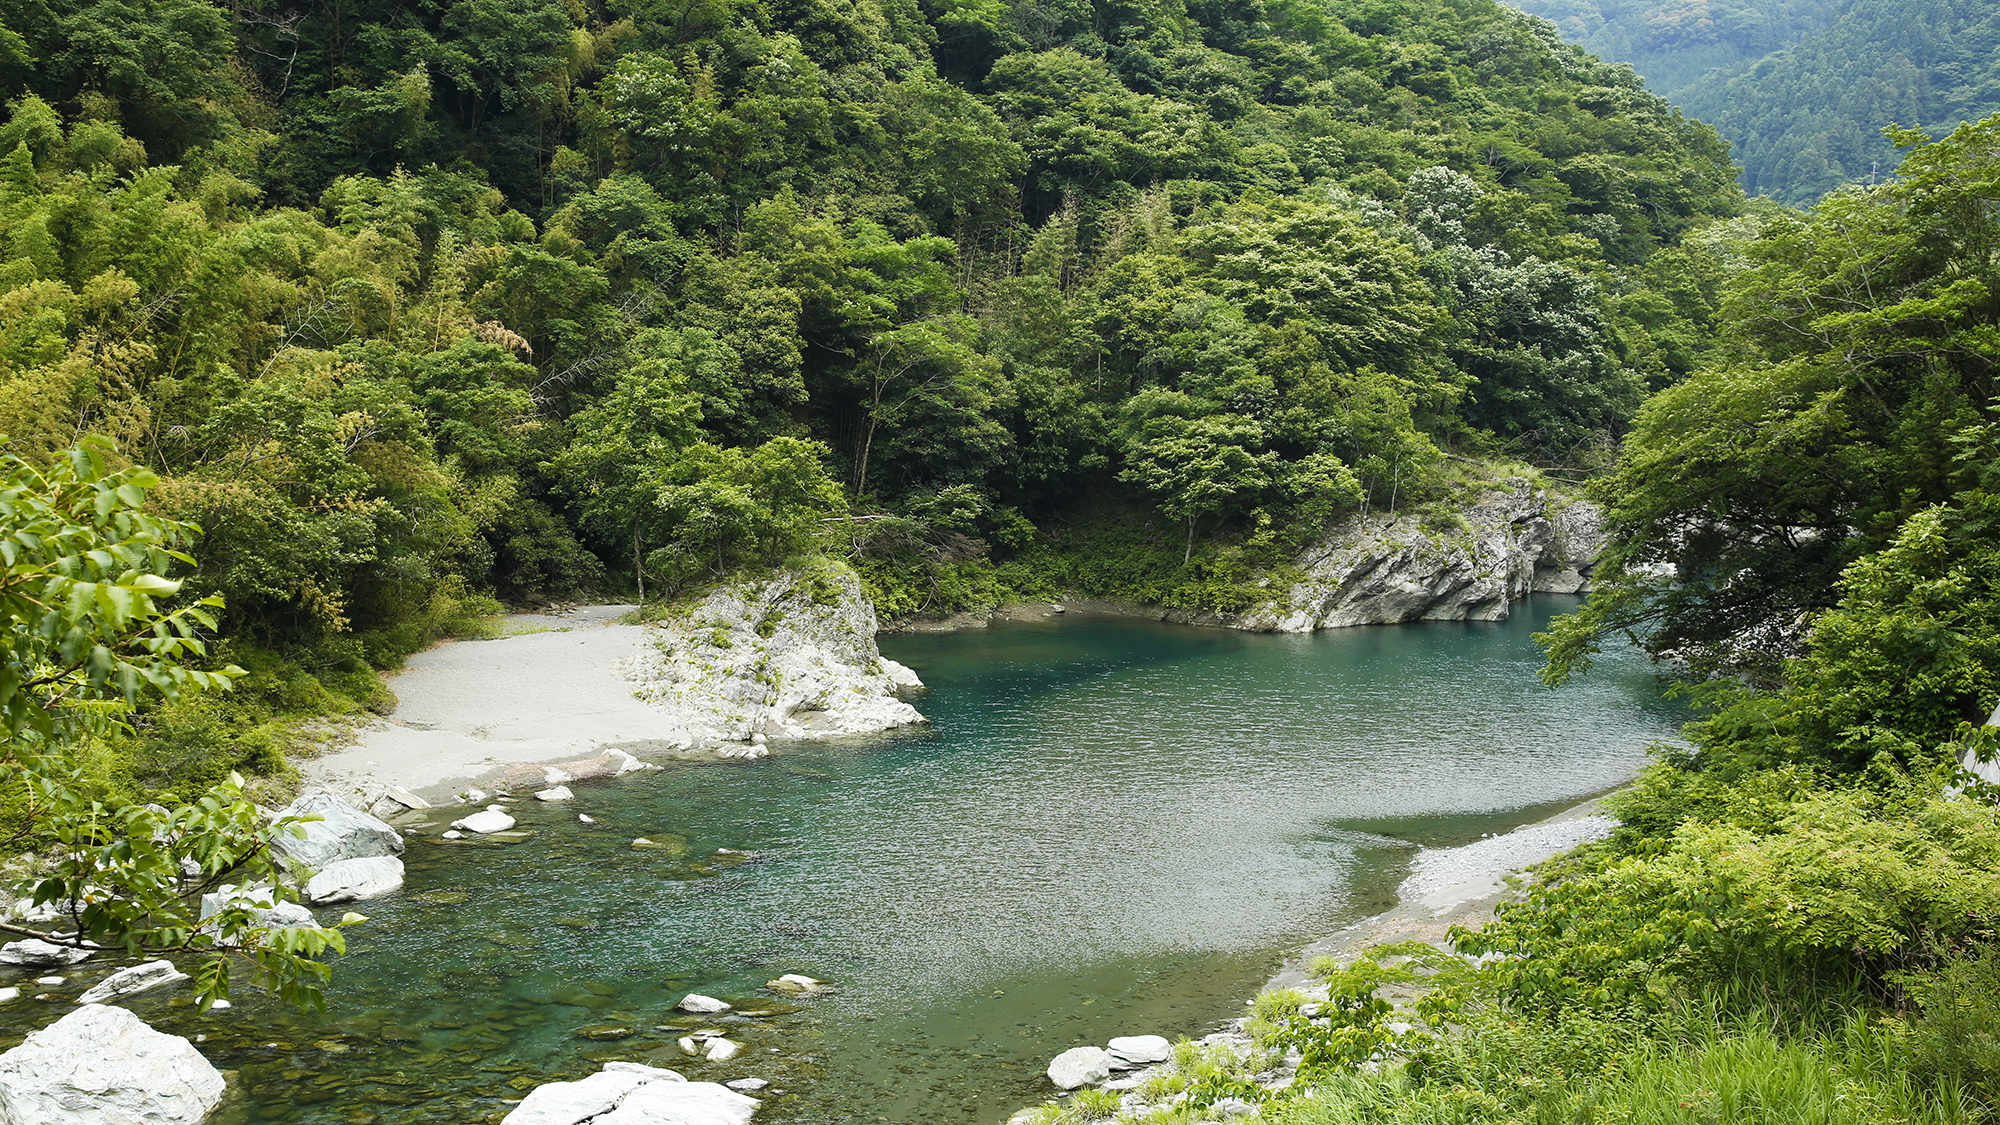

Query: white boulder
(198, 884), (319, 930)
(0, 939), (92, 967)
(304, 856), (405, 904)
(1047, 1045), (1112, 1089)
(703, 1037), (741, 1062)
(725, 1078), (768, 1092)
(676, 993), (731, 1014)
(0, 1003), (223, 1125)
(536, 786), (575, 802)
(1107, 1034), (1173, 1069)
(455, 810), (517, 834)
(268, 793), (404, 869)
(503, 1062), (755, 1125)
(78, 960), (189, 1005)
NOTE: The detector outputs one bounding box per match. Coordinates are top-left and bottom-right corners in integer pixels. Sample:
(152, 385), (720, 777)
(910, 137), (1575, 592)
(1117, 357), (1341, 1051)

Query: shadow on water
(0, 596), (1683, 1125)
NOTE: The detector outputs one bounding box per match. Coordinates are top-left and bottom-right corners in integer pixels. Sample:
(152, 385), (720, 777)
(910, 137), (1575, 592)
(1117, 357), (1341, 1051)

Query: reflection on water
(0, 599), (1682, 1124)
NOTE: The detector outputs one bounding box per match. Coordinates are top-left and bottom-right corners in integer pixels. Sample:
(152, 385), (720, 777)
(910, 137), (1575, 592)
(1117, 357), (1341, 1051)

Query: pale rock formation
(676, 993), (732, 1014)
(455, 809), (517, 834)
(0, 939), (92, 968)
(303, 856), (406, 904)
(1240, 481), (1605, 631)
(629, 564), (925, 743)
(77, 960), (188, 1005)
(1107, 1035), (1173, 1069)
(0, 1003), (224, 1125)
(1046, 1046), (1113, 1089)
(268, 793), (405, 869)
(503, 1062), (757, 1125)
(537, 786), (575, 802)
(197, 884), (320, 930)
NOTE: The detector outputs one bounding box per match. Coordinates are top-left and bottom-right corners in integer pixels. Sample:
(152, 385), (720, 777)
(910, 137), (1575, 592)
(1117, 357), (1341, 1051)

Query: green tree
(0, 441), (356, 1011)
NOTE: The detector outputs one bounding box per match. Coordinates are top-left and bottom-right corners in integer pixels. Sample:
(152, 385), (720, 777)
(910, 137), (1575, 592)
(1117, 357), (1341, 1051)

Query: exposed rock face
(269, 793), (406, 870)
(502, 1061), (758, 1125)
(630, 564), (926, 742)
(0, 1003), (225, 1125)
(1240, 481), (1605, 631)
(303, 856), (406, 904)
(1107, 1035), (1173, 1069)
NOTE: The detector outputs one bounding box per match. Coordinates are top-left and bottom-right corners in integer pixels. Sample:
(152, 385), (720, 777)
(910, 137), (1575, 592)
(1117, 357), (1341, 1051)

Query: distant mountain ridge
(1511, 0), (2000, 205)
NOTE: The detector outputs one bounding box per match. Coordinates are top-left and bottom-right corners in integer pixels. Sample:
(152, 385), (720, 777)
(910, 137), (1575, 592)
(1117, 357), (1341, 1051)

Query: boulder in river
(764, 973), (828, 996)
(1107, 1034), (1173, 1069)
(198, 884), (320, 930)
(77, 960), (189, 1005)
(536, 786), (575, 802)
(0, 938), (92, 968)
(0, 1003), (224, 1125)
(1047, 1045), (1112, 1089)
(455, 809), (517, 834)
(503, 1061), (757, 1125)
(304, 856), (406, 904)
(269, 793), (405, 870)
(703, 1037), (742, 1062)
(676, 993), (732, 1014)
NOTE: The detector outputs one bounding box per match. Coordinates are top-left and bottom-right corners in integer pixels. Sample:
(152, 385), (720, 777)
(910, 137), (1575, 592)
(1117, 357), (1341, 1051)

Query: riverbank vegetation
(1020, 113), (2000, 1125)
(0, 0), (1747, 798)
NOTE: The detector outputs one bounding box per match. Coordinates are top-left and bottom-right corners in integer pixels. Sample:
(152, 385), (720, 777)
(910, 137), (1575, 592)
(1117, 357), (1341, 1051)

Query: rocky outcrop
(502, 1061), (758, 1125)
(1047, 1046), (1113, 1089)
(0, 1003), (225, 1125)
(630, 564), (925, 743)
(269, 793), (405, 870)
(198, 884), (320, 930)
(0, 939), (92, 968)
(1240, 480), (1604, 631)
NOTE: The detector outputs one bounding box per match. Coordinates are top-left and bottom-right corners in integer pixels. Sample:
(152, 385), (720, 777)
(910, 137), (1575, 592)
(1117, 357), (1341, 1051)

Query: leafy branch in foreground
(0, 439), (358, 1011)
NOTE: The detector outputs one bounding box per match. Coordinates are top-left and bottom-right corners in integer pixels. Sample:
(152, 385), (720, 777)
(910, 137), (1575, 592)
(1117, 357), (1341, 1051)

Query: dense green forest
(1513, 0), (2000, 205)
(0, 0), (1744, 789)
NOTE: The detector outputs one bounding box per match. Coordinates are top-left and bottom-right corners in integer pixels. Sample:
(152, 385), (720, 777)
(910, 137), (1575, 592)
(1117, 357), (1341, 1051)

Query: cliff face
(1238, 481), (1605, 632)
(630, 563), (927, 742)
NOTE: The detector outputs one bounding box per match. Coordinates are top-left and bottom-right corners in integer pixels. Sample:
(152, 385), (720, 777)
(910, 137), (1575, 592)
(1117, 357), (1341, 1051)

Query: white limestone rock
(455, 809), (517, 834)
(628, 563), (927, 742)
(725, 1078), (768, 1092)
(0, 988), (16, 1003)
(764, 974), (828, 996)
(703, 1037), (741, 1062)
(536, 786), (575, 802)
(198, 884), (320, 930)
(77, 960), (189, 1005)
(676, 993), (732, 1014)
(1106, 1035), (1173, 1069)
(0, 938), (92, 967)
(502, 1062), (755, 1125)
(1046, 1045), (1112, 1089)
(268, 793), (405, 869)
(1237, 481), (1606, 631)
(304, 856), (406, 904)
(0, 1003), (224, 1125)
(599, 749), (655, 775)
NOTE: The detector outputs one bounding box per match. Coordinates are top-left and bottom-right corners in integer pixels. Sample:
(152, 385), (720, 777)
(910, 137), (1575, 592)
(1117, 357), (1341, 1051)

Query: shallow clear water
(0, 600), (1683, 1124)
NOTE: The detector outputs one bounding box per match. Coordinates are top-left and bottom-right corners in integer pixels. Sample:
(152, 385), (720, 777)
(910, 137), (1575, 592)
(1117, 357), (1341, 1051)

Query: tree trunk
(633, 524), (644, 602)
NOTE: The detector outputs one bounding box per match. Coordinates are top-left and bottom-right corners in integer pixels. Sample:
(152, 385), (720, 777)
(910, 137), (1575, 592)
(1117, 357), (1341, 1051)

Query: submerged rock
(536, 786), (575, 802)
(305, 856), (406, 904)
(269, 793), (406, 870)
(0, 1003), (224, 1124)
(1047, 1045), (1112, 1089)
(627, 563), (927, 742)
(763, 974), (828, 996)
(77, 960), (189, 1005)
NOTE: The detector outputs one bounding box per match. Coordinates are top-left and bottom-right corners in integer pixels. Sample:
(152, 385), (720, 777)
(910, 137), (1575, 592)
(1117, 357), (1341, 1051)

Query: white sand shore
(300, 605), (692, 805)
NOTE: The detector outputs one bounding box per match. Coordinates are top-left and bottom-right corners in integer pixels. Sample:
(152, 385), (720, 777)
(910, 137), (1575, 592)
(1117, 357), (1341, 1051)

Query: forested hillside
(1513, 0), (2000, 204)
(0, 0), (1740, 786)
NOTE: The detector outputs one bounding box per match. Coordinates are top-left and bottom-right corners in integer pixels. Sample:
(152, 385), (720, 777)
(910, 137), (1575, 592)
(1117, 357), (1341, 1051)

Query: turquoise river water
(0, 600), (1684, 1124)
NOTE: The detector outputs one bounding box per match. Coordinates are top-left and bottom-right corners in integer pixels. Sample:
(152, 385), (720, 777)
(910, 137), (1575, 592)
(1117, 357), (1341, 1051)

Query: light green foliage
(0, 442), (355, 1011)
(1069, 1085), (1123, 1120)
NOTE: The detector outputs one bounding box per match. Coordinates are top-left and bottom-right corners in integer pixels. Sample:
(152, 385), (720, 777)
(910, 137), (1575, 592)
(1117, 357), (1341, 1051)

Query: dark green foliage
(1518, 0), (2000, 206)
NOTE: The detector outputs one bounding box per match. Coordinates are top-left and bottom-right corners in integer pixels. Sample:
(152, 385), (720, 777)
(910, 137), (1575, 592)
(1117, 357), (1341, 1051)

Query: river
(0, 599), (1682, 1124)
